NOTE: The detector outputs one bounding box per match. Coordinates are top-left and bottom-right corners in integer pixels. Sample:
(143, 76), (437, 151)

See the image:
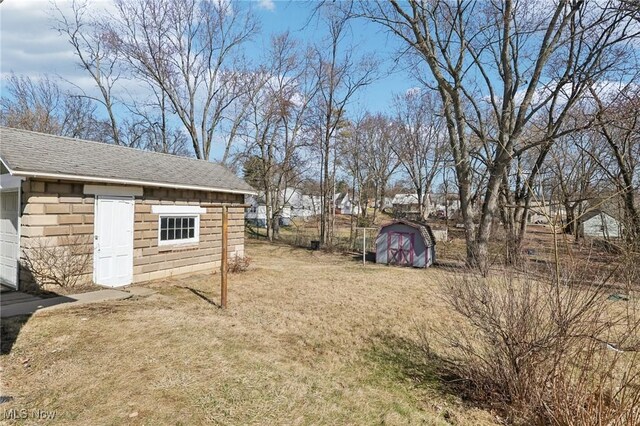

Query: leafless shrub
(21, 235), (92, 289)
(227, 255), (251, 274)
(617, 250), (640, 293)
(430, 262), (640, 424)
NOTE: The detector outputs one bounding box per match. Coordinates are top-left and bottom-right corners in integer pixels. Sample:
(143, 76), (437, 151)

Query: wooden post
(221, 205), (228, 309)
(362, 228), (366, 266)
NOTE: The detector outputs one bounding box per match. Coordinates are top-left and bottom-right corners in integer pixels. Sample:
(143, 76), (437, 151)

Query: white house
(283, 188), (321, 219)
(579, 210), (623, 239)
(334, 193), (360, 216)
(379, 197), (393, 212)
(246, 188), (323, 226)
(245, 194), (292, 228)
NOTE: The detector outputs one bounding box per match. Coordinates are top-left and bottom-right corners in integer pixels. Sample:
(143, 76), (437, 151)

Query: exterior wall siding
(20, 179), (95, 289)
(131, 186), (244, 283)
(19, 178), (245, 289)
(582, 214), (622, 239)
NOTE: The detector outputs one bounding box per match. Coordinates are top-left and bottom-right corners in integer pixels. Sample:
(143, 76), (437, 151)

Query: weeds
(20, 235), (92, 290)
(227, 254), (251, 273)
(429, 260), (640, 425)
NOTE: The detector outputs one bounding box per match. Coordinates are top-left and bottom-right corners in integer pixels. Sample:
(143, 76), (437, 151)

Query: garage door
(0, 191), (19, 288)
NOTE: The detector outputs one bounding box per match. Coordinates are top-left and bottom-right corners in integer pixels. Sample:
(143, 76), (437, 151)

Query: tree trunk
(564, 203), (574, 236)
(456, 174), (478, 269)
(474, 167), (504, 271)
(620, 179), (640, 244)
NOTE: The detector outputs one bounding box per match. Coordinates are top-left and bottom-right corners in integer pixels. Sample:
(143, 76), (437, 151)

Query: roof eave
(7, 168), (257, 196)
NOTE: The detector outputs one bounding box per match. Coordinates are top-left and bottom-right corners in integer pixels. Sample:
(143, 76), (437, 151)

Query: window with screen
(159, 215), (199, 245)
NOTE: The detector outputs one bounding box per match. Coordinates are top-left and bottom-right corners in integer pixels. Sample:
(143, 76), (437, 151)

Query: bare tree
(121, 117), (192, 156)
(311, 3), (378, 247)
(0, 73), (109, 141)
(392, 89), (446, 220)
(358, 113), (400, 222)
(548, 129), (607, 238)
(241, 33), (317, 241)
(105, 0), (257, 161)
(21, 235), (93, 290)
(360, 0), (640, 270)
(339, 118), (367, 243)
(589, 84), (640, 243)
(53, 0), (123, 145)
(340, 114), (374, 211)
(435, 262), (640, 424)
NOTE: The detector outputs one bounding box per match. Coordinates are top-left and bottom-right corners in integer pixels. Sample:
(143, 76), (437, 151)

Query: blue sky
(248, 1), (414, 113)
(0, 0), (416, 115)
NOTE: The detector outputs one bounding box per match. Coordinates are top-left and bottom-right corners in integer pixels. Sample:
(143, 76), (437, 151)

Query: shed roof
(379, 219), (436, 247)
(391, 193), (420, 205)
(334, 192), (349, 206)
(0, 127), (255, 195)
(579, 209), (621, 223)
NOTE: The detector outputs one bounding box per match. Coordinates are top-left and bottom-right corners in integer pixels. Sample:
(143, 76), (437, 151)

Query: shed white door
(0, 191), (20, 288)
(94, 196), (134, 287)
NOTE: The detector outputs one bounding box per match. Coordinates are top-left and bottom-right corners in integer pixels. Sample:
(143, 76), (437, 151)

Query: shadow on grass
(181, 286), (222, 308)
(245, 223), (267, 240)
(1, 314), (31, 355)
(1, 270), (42, 355)
(366, 332), (470, 400)
(349, 251), (376, 263)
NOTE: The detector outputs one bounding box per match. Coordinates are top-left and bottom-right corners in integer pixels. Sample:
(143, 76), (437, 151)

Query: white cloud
(1, 1), (83, 82)
(0, 0), (118, 95)
(257, 0), (275, 11)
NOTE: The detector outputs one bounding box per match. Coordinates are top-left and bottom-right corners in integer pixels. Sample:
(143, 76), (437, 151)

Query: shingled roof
(380, 219), (437, 247)
(0, 127), (255, 195)
(579, 209), (621, 223)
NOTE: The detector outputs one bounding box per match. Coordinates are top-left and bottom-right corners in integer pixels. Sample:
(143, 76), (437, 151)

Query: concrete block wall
(131, 186), (245, 283)
(20, 179), (95, 289)
(20, 178), (246, 288)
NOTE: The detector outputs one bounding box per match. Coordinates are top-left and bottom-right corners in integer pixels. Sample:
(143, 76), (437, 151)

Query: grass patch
(0, 241), (497, 425)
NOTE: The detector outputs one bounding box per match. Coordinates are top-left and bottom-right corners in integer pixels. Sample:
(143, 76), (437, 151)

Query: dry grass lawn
(0, 241), (497, 425)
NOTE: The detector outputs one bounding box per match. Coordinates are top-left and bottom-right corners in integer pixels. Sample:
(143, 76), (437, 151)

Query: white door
(94, 196), (134, 287)
(0, 191), (19, 288)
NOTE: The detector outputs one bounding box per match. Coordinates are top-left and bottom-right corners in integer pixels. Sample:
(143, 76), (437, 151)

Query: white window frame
(152, 205), (205, 246)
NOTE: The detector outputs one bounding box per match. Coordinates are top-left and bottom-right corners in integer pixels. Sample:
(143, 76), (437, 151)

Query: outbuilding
(0, 127), (255, 290)
(375, 220), (436, 268)
(579, 209), (623, 239)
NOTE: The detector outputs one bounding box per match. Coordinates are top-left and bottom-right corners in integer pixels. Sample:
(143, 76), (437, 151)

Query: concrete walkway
(0, 289), (133, 318)
(0, 290), (41, 306)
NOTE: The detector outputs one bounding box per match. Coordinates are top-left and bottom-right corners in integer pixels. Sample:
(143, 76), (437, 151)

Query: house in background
(375, 219), (436, 268)
(245, 195), (268, 228)
(526, 199), (553, 224)
(379, 197), (393, 212)
(284, 187), (321, 219)
(391, 193), (432, 219)
(0, 127), (254, 290)
(334, 193), (360, 215)
(431, 193), (461, 219)
(244, 187), (321, 227)
(579, 210), (623, 239)
(392, 193), (420, 215)
(245, 194), (291, 228)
